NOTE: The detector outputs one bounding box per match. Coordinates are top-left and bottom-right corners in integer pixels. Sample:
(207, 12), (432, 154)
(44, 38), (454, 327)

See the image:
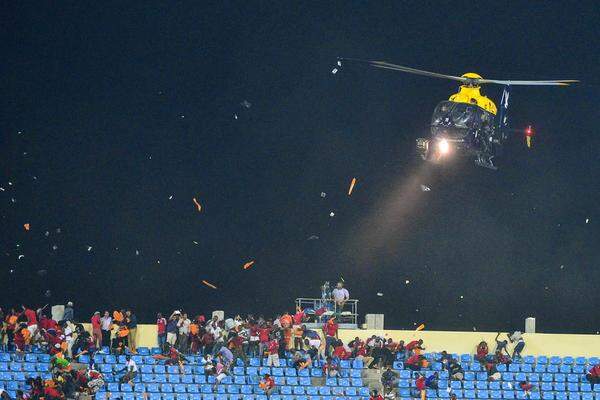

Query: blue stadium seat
(491, 390), (502, 399)
(503, 390), (515, 399)
(464, 382), (476, 390)
(524, 356), (536, 364)
(293, 386), (305, 395)
(547, 365), (559, 373)
(575, 357), (587, 365)
(537, 356), (549, 365)
(167, 375), (181, 383)
(306, 386), (318, 396)
(464, 389), (476, 399)
(567, 394), (580, 400)
(555, 393), (568, 400)
(284, 368), (296, 376)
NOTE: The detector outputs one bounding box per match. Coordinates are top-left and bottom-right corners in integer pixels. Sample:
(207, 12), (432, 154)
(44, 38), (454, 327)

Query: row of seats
(394, 361), (590, 374)
(105, 383), (370, 396)
(395, 389), (600, 400)
(90, 394), (600, 400)
(3, 349), (599, 368)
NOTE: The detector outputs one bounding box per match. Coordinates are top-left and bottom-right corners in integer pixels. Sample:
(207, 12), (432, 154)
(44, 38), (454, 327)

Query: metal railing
(295, 297), (359, 326)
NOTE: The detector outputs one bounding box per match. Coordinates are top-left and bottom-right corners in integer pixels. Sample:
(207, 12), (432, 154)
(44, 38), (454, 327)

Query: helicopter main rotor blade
(477, 78), (579, 86)
(339, 58), (578, 86)
(339, 58), (468, 83)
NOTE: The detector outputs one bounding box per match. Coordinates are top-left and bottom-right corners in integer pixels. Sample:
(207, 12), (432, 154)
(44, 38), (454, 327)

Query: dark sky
(2, 2), (599, 333)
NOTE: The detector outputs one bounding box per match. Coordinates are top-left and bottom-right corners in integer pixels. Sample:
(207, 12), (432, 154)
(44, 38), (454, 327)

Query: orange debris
(202, 280), (217, 289)
(192, 197), (202, 212)
(23, 223), (30, 231)
(348, 177), (357, 196)
(243, 260), (255, 270)
(415, 323), (425, 331)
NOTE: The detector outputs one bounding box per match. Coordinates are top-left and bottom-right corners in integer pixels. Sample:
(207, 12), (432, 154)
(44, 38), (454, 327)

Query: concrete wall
(85, 324), (600, 357)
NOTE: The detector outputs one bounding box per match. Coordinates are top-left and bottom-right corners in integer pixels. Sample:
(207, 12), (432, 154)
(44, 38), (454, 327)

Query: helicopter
(338, 58), (577, 170)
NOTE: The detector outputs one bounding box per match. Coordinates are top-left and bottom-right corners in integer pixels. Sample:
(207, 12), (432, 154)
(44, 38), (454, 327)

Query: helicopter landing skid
(474, 155), (497, 170)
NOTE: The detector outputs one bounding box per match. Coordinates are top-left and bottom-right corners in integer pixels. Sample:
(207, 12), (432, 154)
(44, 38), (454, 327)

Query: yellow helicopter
(338, 59), (577, 169)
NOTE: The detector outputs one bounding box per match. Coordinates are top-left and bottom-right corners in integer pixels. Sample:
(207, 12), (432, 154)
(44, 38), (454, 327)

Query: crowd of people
(0, 299), (599, 400)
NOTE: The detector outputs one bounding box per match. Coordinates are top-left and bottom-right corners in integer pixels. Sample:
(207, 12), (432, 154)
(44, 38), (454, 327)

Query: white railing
(295, 297), (359, 326)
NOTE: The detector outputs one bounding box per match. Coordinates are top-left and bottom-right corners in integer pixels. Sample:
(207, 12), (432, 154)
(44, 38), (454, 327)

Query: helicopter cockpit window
(451, 103), (474, 128)
(431, 101), (454, 126)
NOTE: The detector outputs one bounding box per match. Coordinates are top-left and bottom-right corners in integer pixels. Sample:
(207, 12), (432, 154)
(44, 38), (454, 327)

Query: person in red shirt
(406, 339), (425, 354)
(587, 364), (600, 389)
(475, 341), (489, 363)
(293, 306), (305, 325)
(90, 312), (102, 349)
(157, 313), (167, 350)
(258, 324), (271, 357)
(405, 353), (424, 371)
(267, 339), (280, 367)
(249, 322), (260, 357)
(519, 380), (534, 393)
(44, 383), (63, 400)
(415, 373), (426, 400)
(323, 317), (338, 356)
(370, 389), (384, 400)
(332, 341), (350, 360)
(259, 374), (276, 397)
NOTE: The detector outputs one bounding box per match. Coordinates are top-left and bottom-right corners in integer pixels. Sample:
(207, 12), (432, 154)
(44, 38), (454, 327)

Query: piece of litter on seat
(420, 185), (431, 191)
(376, 292), (383, 297)
(331, 68), (338, 74)
(320, 192), (326, 198)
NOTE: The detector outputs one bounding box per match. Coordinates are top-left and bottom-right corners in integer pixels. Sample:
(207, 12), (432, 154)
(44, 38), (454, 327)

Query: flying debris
(420, 185), (431, 192)
(18, 255), (24, 260)
(348, 177), (357, 196)
(337, 60), (342, 67)
(320, 192), (326, 198)
(45, 231), (50, 237)
(415, 324), (426, 331)
(585, 218), (590, 224)
(233, 114), (238, 120)
(193, 241), (199, 245)
(23, 223), (30, 231)
(331, 68), (338, 74)
(376, 292), (384, 297)
(52, 245), (58, 250)
(307, 235), (319, 241)
(168, 195), (173, 200)
(243, 261), (255, 270)
(202, 280), (218, 290)
(329, 212), (335, 217)
(241, 100), (252, 109)
(135, 250), (140, 256)
(460, 295), (464, 299)
(87, 246), (93, 252)
(405, 279), (410, 284)
(192, 197), (202, 212)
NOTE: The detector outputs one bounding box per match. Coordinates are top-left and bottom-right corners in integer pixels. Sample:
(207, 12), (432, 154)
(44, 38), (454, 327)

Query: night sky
(2, 3), (599, 333)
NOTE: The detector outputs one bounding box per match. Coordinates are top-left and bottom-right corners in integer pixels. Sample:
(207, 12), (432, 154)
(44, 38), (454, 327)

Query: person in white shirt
(117, 355), (138, 386)
(331, 282), (350, 311)
(177, 313), (191, 353)
(100, 311), (112, 349)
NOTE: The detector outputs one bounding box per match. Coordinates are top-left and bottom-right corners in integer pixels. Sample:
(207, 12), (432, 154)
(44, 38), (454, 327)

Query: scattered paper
(87, 246), (92, 252)
(233, 114), (238, 120)
(192, 197), (202, 212)
(202, 280), (218, 289)
(168, 195), (173, 200)
(320, 192), (326, 198)
(340, 276), (345, 282)
(18, 255), (24, 260)
(405, 279), (410, 284)
(193, 241), (199, 245)
(329, 211), (335, 217)
(135, 250), (140, 256)
(377, 292), (384, 297)
(460, 295), (464, 299)
(243, 261), (255, 270)
(23, 223), (30, 231)
(337, 60), (342, 67)
(585, 218), (590, 224)
(420, 185), (431, 192)
(348, 177), (357, 196)
(241, 100), (252, 109)
(331, 68), (338, 74)
(307, 235), (319, 241)
(52, 245), (58, 251)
